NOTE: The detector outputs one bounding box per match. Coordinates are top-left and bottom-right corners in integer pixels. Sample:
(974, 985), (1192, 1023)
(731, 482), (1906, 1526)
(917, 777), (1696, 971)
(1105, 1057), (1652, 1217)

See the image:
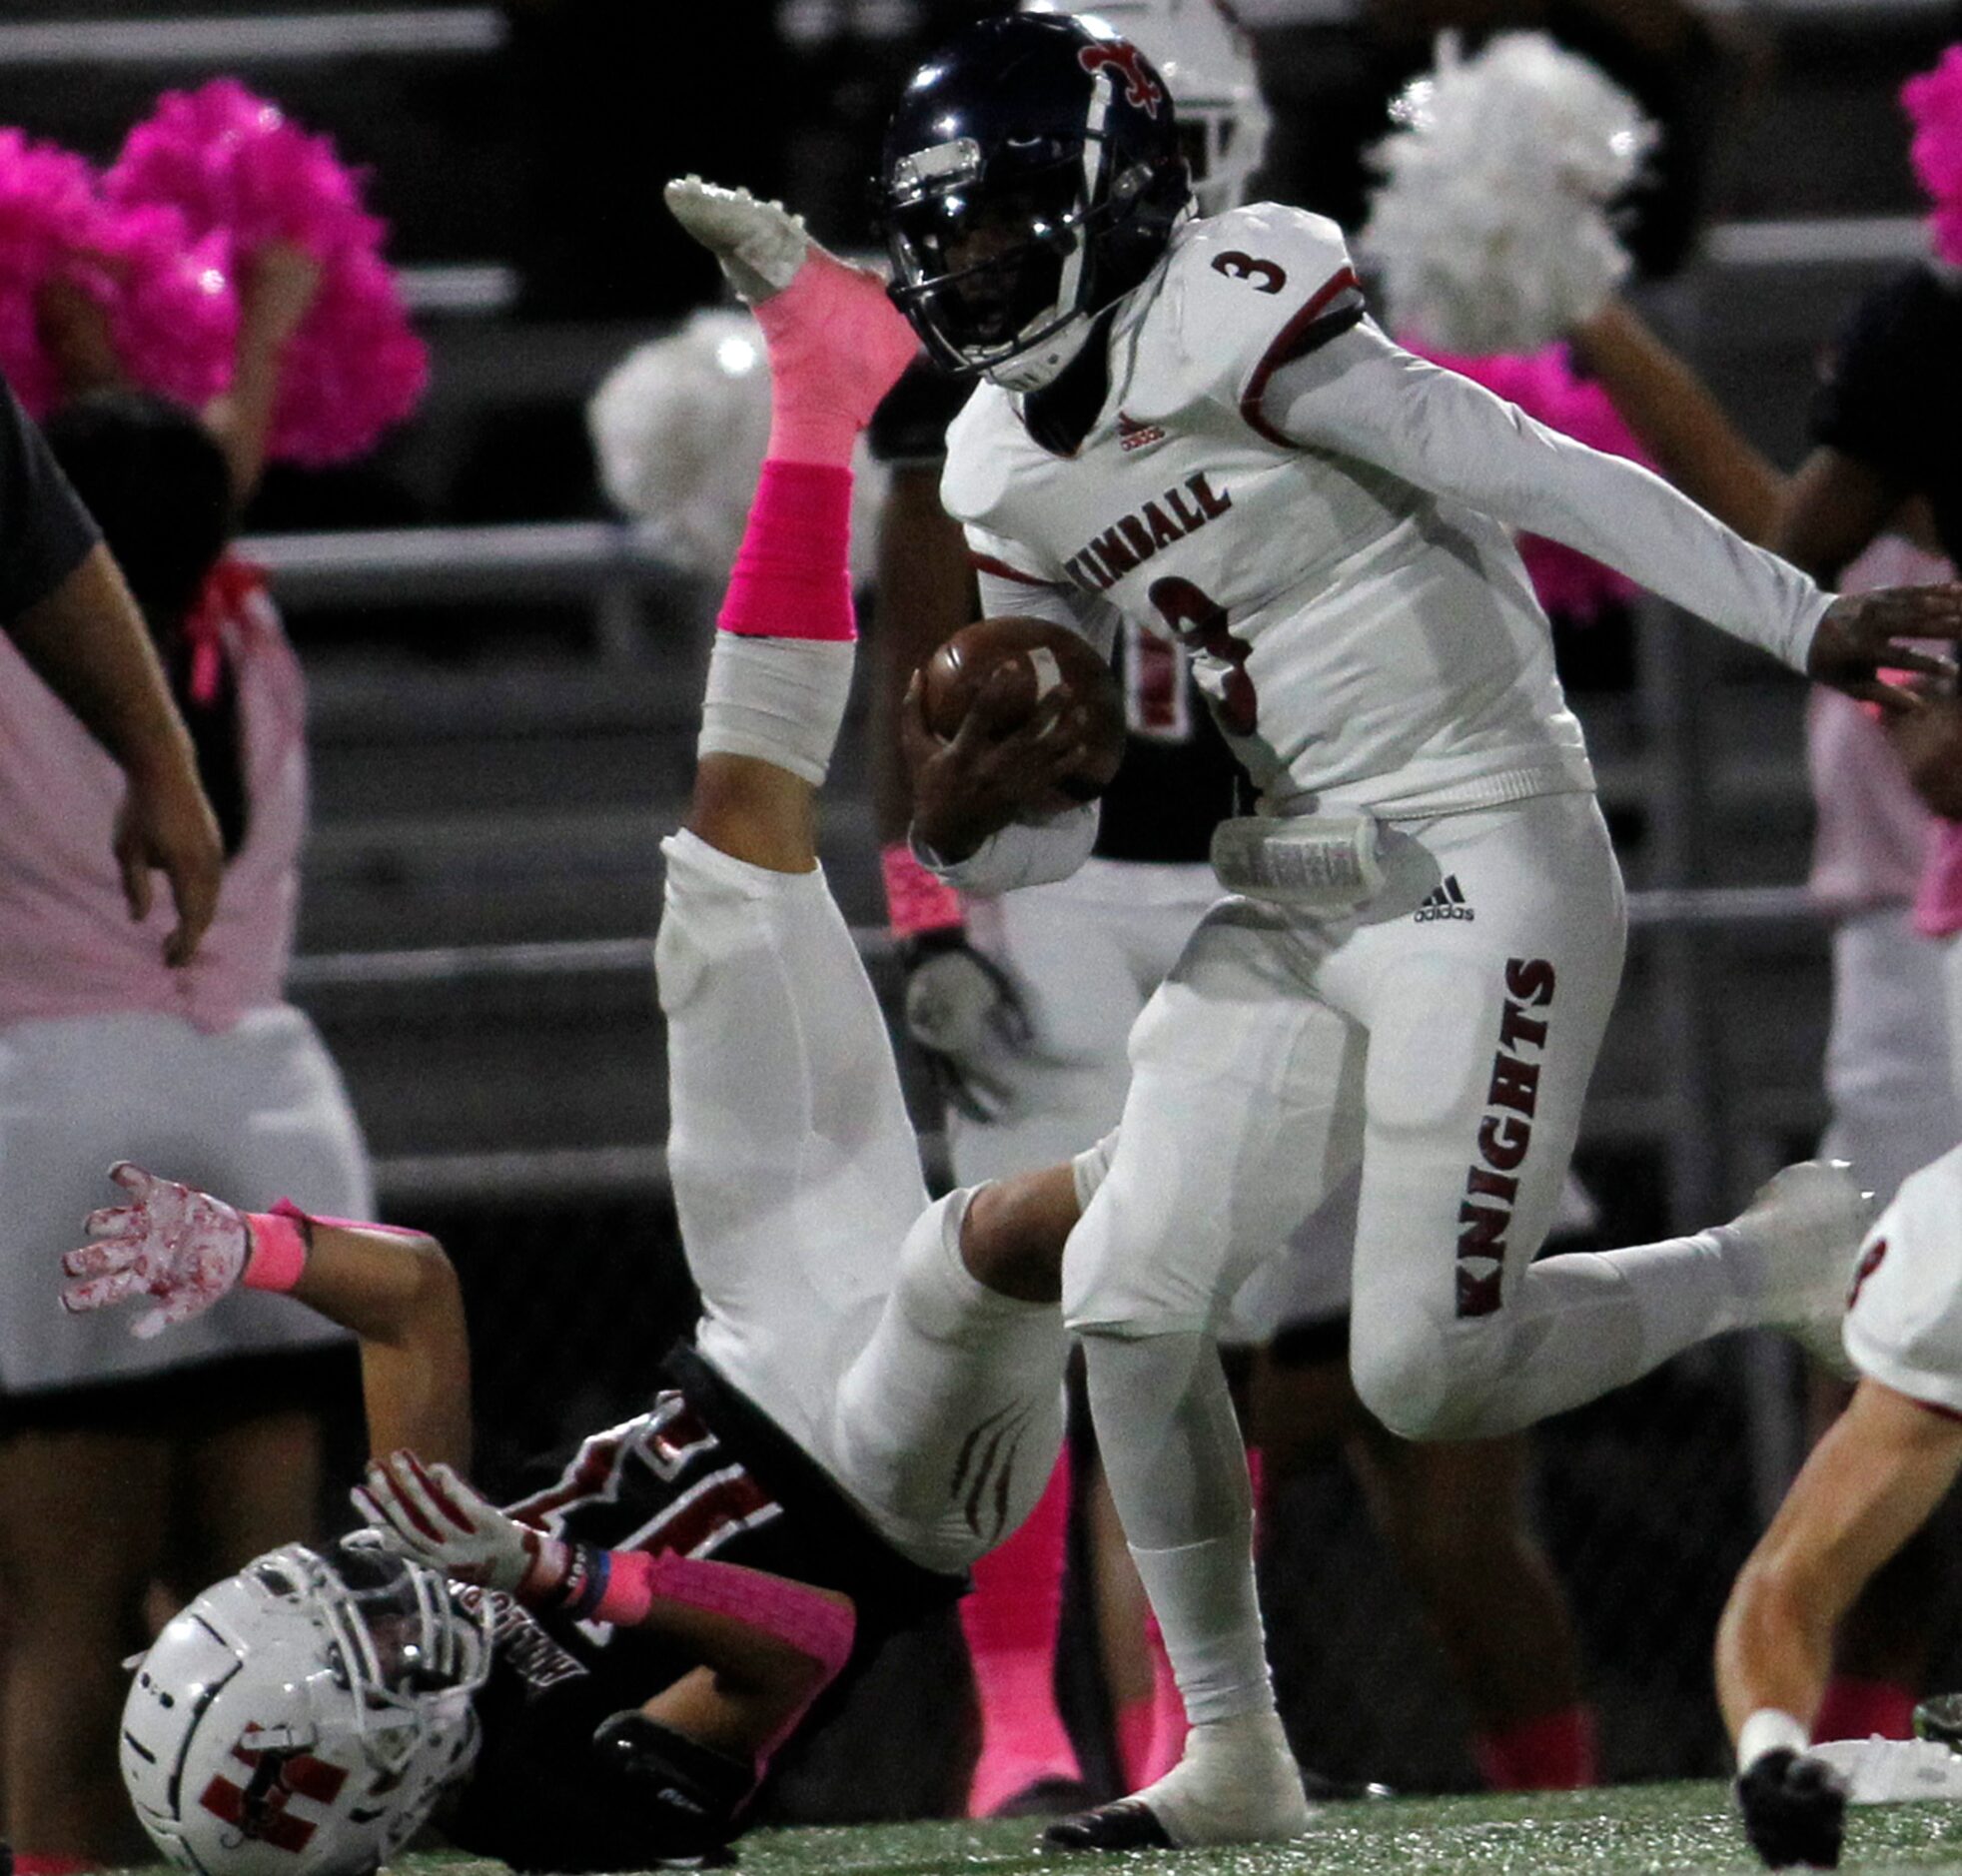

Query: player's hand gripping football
(900, 929), (1034, 1124)
(356, 1448), (560, 1598)
(1735, 1747), (1848, 1869)
(1808, 583), (1962, 711)
(902, 663), (1098, 863)
(59, 1162), (251, 1339)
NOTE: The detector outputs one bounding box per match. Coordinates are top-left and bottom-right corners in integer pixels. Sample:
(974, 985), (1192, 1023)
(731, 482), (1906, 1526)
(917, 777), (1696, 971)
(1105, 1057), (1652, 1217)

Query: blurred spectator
(1246, 0), (1744, 275)
(0, 247), (369, 1868)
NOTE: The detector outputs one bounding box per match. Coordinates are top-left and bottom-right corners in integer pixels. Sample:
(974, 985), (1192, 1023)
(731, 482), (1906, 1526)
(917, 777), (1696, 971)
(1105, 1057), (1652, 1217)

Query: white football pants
(1067, 789), (1664, 1440)
(657, 830), (1068, 1574)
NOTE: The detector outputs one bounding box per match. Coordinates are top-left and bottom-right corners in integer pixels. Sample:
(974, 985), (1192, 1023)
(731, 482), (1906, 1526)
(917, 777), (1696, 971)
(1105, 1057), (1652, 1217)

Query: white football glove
(59, 1162), (251, 1339)
(355, 1449), (561, 1597)
(900, 932), (1033, 1124)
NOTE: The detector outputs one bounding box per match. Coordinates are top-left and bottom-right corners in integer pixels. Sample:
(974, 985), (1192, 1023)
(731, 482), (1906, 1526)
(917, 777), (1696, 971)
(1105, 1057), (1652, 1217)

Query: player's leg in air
(658, 181), (1084, 1583)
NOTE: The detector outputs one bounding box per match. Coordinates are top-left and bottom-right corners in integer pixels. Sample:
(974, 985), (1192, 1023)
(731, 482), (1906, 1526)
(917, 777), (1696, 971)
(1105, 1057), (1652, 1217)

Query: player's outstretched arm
(60, 1162), (471, 1467)
(1567, 297), (1786, 546)
(359, 1447), (855, 1760)
(1717, 1377), (1962, 1866)
(1261, 320), (1962, 702)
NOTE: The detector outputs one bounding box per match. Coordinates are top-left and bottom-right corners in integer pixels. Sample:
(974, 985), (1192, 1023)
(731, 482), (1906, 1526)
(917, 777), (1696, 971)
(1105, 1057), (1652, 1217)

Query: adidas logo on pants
(1415, 875), (1474, 922)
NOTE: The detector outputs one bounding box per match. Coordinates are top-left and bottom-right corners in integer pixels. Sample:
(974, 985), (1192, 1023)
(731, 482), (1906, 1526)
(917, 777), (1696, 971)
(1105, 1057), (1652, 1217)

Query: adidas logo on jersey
(1415, 876), (1473, 922)
(1117, 411), (1167, 453)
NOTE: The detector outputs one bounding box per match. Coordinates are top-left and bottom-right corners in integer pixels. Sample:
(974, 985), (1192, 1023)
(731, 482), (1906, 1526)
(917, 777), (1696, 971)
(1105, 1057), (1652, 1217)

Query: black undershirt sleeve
(1811, 266), (1955, 492)
(0, 376), (102, 624)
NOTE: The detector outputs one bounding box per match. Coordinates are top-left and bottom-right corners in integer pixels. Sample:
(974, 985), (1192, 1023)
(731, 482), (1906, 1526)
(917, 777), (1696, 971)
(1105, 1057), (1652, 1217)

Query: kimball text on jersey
(1063, 470), (1234, 595)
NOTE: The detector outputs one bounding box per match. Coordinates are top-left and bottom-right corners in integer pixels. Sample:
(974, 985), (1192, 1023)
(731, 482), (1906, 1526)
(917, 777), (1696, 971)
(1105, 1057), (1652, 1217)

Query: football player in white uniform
(874, 8), (1962, 1849)
(1719, 1144), (1962, 1869)
(75, 186), (1119, 1876)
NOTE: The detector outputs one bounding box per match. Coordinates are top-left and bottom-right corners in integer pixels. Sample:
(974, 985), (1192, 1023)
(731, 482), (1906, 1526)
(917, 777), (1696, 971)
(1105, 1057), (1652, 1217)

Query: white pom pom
(1361, 33), (1657, 355)
(586, 308), (888, 581)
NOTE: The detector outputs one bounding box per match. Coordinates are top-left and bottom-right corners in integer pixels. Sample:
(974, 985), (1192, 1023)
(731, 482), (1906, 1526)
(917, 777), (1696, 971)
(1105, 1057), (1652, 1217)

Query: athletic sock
(1813, 1676), (1917, 1741)
(700, 462), (856, 781)
(1085, 1332), (1274, 1727)
(960, 1452), (1082, 1815)
(1118, 1610), (1187, 1787)
(1472, 1704), (1599, 1789)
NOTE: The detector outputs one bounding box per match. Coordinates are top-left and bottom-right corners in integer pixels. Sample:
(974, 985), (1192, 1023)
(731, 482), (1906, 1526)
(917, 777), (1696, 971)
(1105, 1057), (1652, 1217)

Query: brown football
(919, 615), (1127, 800)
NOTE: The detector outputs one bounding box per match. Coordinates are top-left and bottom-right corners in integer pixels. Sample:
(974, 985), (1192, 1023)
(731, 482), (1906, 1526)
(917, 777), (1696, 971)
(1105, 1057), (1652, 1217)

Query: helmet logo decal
(1079, 41), (1164, 118)
(198, 1736), (349, 1852)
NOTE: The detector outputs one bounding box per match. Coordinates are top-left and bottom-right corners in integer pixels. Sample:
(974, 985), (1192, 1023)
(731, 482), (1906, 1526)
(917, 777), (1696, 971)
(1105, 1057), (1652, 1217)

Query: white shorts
(0, 1005), (368, 1396)
(658, 832), (1067, 1574)
(1064, 790), (1626, 1346)
(1824, 906), (1960, 1206)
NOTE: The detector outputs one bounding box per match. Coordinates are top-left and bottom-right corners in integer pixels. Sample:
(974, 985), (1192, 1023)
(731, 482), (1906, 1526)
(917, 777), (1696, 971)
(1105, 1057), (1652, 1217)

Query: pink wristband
(594, 1549), (856, 1678)
(881, 841), (964, 938)
(242, 1209), (309, 1293)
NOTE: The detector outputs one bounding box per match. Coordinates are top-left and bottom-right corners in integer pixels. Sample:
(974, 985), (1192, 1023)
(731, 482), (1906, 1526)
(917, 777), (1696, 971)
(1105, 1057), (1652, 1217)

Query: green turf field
(364, 1783), (1962, 1876)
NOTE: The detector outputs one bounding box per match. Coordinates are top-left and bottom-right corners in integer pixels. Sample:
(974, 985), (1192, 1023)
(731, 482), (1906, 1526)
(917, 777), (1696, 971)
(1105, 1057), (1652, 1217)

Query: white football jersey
(942, 202), (1595, 818)
(1843, 1142), (1962, 1416)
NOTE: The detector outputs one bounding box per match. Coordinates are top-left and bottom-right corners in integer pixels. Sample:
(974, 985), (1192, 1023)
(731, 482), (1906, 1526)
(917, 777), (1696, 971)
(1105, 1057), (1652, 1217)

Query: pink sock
(1813, 1676), (1918, 1741)
(1118, 1607), (1187, 1787)
(961, 1452), (1081, 1815)
(716, 460), (855, 642)
(16, 1856), (96, 1875)
(1473, 1704), (1599, 1790)
(751, 251), (918, 467)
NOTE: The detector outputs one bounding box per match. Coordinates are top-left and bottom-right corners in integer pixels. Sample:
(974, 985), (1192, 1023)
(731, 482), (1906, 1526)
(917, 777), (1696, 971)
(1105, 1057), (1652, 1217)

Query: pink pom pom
(108, 77), (425, 462)
(1407, 339), (1652, 621)
(0, 130), (109, 415)
(97, 206), (236, 412)
(1902, 46), (1962, 265)
(269, 248), (427, 466)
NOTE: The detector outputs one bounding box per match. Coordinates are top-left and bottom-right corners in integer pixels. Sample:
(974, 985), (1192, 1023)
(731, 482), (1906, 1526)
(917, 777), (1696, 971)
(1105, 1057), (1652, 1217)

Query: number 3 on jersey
(1149, 576), (1258, 735)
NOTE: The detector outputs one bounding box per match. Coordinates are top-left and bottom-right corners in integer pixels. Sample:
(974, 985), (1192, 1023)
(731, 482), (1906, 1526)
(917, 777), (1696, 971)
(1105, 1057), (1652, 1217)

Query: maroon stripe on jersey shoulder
(970, 551), (1063, 588)
(1240, 266), (1365, 447)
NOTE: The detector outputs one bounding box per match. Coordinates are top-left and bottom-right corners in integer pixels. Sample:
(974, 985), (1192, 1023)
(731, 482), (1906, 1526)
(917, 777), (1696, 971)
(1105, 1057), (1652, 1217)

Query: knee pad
(887, 1190), (986, 1343)
(1349, 1302), (1511, 1442)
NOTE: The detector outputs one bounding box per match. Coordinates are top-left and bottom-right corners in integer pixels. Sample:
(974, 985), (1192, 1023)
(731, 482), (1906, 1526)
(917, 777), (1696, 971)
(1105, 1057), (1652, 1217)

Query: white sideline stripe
(0, 9), (505, 64)
(1704, 216), (1928, 268)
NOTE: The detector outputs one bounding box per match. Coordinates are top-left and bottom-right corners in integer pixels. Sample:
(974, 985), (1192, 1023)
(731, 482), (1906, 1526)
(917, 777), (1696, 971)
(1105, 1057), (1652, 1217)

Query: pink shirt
(1914, 821), (1962, 939)
(1807, 685), (1934, 917)
(0, 561), (306, 1033)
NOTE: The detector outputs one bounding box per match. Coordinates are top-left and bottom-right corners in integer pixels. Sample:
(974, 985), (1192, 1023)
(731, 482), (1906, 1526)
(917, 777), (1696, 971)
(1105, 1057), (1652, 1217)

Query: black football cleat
(1042, 1798), (1177, 1851)
(991, 1775), (1099, 1820)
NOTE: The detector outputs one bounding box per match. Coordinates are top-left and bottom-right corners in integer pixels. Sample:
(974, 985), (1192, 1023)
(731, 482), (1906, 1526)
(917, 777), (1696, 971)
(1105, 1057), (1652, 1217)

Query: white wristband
(1738, 1708), (1809, 1769)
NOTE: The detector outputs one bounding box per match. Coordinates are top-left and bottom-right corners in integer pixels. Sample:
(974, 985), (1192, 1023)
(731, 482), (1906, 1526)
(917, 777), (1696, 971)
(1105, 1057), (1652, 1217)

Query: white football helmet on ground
(123, 1542), (492, 1876)
(1024, 0), (1273, 213)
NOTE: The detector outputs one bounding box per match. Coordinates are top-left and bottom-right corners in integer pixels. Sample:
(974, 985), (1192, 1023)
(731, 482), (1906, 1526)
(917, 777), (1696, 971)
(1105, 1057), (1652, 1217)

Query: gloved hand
(355, 1448), (562, 1599)
(900, 929), (1033, 1124)
(59, 1162), (250, 1339)
(1736, 1747), (1848, 1869)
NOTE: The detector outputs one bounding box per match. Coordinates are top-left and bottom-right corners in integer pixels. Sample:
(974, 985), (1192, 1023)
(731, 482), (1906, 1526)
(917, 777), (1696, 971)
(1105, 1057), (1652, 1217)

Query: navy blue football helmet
(878, 11), (1192, 392)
